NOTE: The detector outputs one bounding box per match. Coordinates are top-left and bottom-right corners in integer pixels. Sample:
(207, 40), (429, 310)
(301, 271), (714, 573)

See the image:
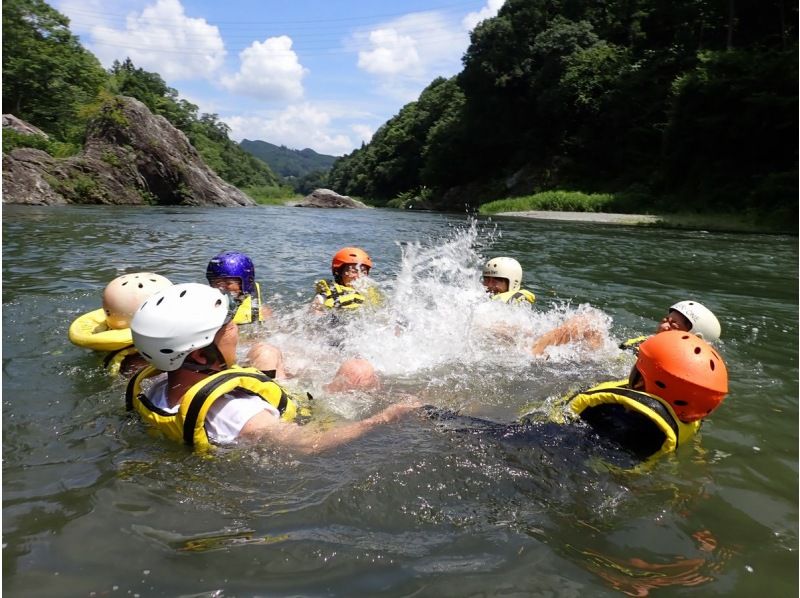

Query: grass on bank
(243, 185), (300, 205)
(479, 190), (628, 215)
(479, 190), (796, 234)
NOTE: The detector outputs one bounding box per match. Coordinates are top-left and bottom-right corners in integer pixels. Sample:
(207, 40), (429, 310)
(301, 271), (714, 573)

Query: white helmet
(102, 272), (172, 330)
(670, 300), (721, 342)
(483, 257), (523, 292)
(131, 283), (232, 371)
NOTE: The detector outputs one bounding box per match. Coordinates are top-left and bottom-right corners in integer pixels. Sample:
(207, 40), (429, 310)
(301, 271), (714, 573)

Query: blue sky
(55, 0), (504, 156)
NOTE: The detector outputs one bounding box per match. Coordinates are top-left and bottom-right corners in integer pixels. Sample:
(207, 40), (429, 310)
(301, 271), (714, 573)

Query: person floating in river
(68, 272), (173, 376)
(127, 283), (419, 452)
(481, 257), (536, 305)
(531, 300), (721, 356)
(312, 247), (383, 312)
(206, 251), (272, 325)
(430, 330), (729, 467)
(618, 300), (721, 352)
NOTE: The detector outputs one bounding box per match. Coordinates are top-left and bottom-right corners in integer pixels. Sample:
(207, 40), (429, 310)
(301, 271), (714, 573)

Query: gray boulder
(294, 188), (368, 209)
(3, 114), (49, 138)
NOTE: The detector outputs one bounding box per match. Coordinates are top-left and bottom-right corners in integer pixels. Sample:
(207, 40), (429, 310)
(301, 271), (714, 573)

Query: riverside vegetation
(2, 0), (796, 232)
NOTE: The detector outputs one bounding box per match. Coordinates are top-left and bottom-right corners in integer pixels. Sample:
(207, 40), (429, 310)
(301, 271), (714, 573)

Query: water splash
(251, 218), (622, 413)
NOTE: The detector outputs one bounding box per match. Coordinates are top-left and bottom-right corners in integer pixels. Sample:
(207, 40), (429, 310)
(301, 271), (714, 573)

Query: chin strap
(181, 343), (229, 373)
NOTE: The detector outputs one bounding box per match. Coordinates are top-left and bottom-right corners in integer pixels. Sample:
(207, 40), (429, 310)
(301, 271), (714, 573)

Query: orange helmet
(633, 330), (728, 422)
(331, 247), (373, 274)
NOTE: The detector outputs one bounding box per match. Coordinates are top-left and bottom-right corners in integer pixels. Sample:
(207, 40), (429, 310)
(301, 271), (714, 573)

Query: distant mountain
(240, 139), (337, 179)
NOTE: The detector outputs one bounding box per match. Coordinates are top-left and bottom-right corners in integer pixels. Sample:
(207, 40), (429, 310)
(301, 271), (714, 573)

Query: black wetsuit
(422, 407), (655, 469)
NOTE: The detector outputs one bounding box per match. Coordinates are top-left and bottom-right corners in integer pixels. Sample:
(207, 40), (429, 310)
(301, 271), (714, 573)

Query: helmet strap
(182, 343), (228, 373)
(628, 365), (645, 390)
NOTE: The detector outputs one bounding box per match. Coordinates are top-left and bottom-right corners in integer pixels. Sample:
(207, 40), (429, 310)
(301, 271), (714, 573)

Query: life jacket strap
(182, 371), (281, 446)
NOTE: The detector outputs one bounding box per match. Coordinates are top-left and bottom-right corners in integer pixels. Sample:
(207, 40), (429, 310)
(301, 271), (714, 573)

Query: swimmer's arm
(238, 399), (422, 454)
(530, 315), (604, 356)
(310, 294), (326, 313)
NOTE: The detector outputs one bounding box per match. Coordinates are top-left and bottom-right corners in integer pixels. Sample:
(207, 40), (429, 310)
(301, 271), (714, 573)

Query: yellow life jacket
(618, 335), (649, 353)
(232, 282), (264, 325)
(315, 279), (382, 310)
(103, 346), (140, 376)
(68, 308), (133, 351)
(562, 379), (701, 461)
(125, 365), (299, 450)
(492, 289), (536, 305)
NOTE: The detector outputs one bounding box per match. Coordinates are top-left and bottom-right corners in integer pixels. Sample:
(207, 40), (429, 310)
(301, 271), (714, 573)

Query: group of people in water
(69, 245), (729, 466)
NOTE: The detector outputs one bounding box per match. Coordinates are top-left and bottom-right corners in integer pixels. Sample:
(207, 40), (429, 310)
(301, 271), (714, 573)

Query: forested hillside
(2, 0), (288, 203)
(239, 139), (337, 195)
(240, 139), (336, 178)
(2, 0), (796, 220)
(328, 0), (797, 222)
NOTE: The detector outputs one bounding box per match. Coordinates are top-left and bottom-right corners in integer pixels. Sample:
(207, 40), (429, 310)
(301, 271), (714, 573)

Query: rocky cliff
(2, 96), (254, 207)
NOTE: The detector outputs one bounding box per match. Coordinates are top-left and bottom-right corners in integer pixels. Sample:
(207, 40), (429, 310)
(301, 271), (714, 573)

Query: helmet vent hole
(694, 347), (701, 354)
(141, 352), (151, 359)
(180, 290), (187, 297)
(156, 297), (164, 305)
(121, 281), (129, 286)
(655, 380), (666, 389)
(215, 299), (223, 308)
(681, 335), (690, 340)
(160, 349), (174, 355)
(709, 360), (715, 371)
(137, 283), (144, 288)
(674, 400), (688, 406)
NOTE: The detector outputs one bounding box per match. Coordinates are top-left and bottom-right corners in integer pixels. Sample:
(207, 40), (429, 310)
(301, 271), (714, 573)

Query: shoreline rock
(291, 188), (369, 209)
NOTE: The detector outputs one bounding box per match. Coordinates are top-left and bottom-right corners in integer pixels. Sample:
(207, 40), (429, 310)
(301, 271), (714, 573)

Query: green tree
(2, 0), (107, 141)
(109, 58), (198, 131)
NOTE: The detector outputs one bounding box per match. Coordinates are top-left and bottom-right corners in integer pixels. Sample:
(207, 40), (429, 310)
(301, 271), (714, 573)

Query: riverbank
(492, 210), (795, 234)
(494, 210), (661, 225)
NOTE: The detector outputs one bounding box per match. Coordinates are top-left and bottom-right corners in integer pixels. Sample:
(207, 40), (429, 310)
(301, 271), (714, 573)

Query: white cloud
(221, 36), (307, 101)
(226, 104), (353, 156)
(70, 0), (226, 80)
(462, 0), (506, 31)
(358, 29), (421, 76)
(352, 11), (468, 101)
(351, 124), (374, 146)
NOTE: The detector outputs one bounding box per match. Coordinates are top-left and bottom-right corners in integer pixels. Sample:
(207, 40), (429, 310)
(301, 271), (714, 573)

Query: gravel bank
(495, 210), (662, 225)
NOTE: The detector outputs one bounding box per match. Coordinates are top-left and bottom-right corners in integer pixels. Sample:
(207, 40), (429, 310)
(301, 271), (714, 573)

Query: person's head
(102, 272), (172, 330)
(332, 247), (372, 286)
(131, 283), (238, 372)
(629, 330), (728, 422)
(482, 257), (522, 295)
(206, 252), (256, 298)
(658, 300), (721, 342)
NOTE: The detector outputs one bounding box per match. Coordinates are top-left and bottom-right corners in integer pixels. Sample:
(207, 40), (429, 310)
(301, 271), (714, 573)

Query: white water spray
(249, 218), (625, 415)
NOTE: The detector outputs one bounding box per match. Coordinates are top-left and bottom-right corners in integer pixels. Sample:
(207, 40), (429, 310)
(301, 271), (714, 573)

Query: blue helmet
(205, 252), (256, 295)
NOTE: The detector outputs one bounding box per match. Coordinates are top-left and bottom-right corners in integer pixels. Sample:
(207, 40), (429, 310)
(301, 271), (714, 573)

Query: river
(2, 204), (797, 596)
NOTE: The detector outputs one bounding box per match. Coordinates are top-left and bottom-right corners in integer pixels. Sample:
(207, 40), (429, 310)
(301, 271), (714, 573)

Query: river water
(2, 204), (797, 596)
